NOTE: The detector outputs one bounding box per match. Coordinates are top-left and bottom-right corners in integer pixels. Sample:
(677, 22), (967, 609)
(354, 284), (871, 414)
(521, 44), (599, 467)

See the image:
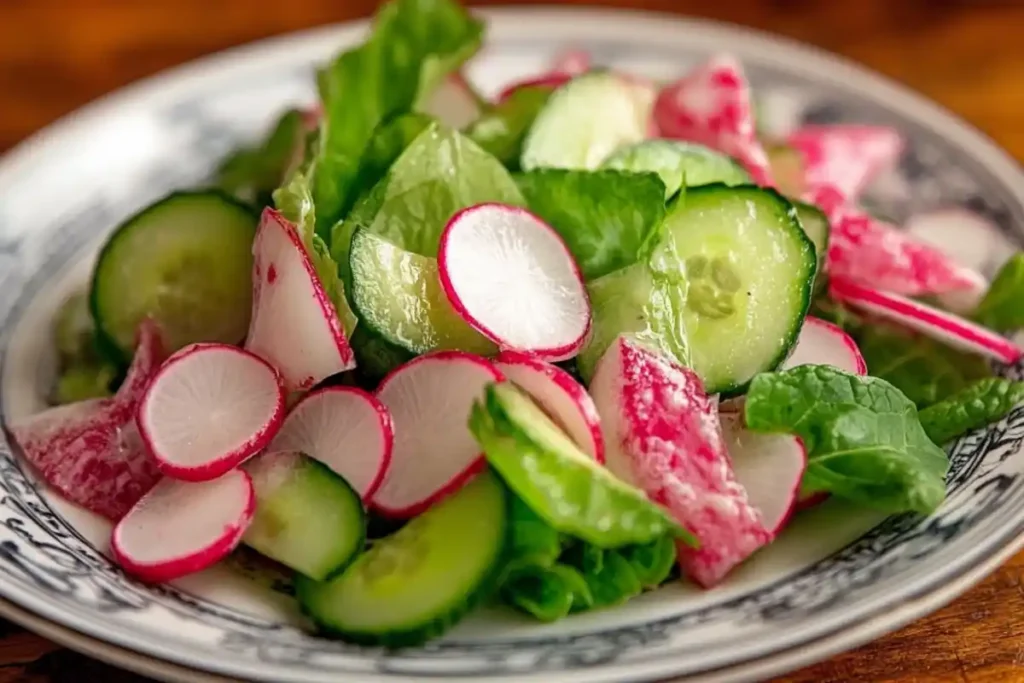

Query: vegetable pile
(14, 0), (1024, 648)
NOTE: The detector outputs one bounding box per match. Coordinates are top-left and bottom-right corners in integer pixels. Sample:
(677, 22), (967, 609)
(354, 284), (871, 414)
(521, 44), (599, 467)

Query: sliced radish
(589, 336), (770, 588)
(720, 415), (806, 536)
(267, 385), (393, 500)
(494, 350), (604, 462)
(421, 73), (482, 130)
(438, 203), (591, 361)
(550, 48), (592, 76)
(653, 54), (773, 186)
(9, 319), (166, 520)
(786, 125), (903, 202)
(137, 343), (285, 482)
(371, 351), (504, 517)
(496, 48), (591, 102)
(111, 469), (255, 583)
(245, 209), (355, 393)
(830, 278), (1023, 365)
(783, 316), (867, 375)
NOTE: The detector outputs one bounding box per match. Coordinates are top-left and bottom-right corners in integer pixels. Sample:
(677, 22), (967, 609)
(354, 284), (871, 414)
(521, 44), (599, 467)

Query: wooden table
(1, 0), (1023, 681)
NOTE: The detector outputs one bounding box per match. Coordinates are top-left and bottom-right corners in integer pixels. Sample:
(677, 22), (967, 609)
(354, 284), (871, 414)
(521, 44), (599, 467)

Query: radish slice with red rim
(111, 469), (256, 583)
(786, 125), (903, 202)
(267, 385), (394, 500)
(830, 278), (1023, 365)
(371, 351), (505, 517)
(137, 343), (286, 482)
(783, 316), (867, 375)
(495, 350), (604, 462)
(438, 203), (591, 361)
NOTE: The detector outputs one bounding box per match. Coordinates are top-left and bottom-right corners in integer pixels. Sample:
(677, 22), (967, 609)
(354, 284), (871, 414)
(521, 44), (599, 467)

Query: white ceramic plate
(0, 7), (1023, 683)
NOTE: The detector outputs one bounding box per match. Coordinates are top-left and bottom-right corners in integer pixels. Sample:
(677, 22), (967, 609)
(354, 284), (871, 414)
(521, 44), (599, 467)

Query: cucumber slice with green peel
(349, 229), (496, 356)
(575, 263), (689, 383)
(793, 200), (830, 267)
(470, 382), (688, 548)
(90, 191), (257, 361)
(521, 72), (651, 172)
(244, 451), (365, 581)
(296, 470), (509, 647)
(602, 140), (752, 198)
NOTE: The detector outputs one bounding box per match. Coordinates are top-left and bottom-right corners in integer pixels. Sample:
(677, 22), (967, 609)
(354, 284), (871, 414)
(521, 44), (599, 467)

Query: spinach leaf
(918, 378), (1024, 445)
(217, 108), (305, 207)
(466, 85), (552, 169)
(974, 253), (1024, 331)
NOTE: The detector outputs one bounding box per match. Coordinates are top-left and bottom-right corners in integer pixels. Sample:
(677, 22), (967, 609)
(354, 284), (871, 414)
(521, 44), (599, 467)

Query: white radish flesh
(783, 316), (867, 375)
(421, 73), (482, 130)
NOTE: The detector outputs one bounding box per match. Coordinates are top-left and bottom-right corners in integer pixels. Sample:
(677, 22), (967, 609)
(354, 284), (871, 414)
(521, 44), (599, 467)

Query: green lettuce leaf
(466, 85), (552, 169)
(217, 108), (305, 207)
(745, 365), (949, 514)
(618, 535), (677, 588)
(601, 139), (751, 198)
(500, 563), (592, 622)
(507, 495), (562, 569)
(918, 378), (1024, 445)
(53, 363), (117, 405)
(515, 169), (667, 280)
(561, 542), (642, 609)
(974, 253), (1024, 331)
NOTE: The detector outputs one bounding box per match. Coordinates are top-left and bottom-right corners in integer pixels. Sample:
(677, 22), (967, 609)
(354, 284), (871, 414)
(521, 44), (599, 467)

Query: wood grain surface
(1, 0), (1023, 681)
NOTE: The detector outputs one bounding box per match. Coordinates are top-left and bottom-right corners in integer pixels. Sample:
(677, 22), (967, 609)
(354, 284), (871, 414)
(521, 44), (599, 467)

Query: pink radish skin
(371, 351), (505, 518)
(267, 386), (394, 501)
(720, 415), (807, 537)
(137, 343), (286, 482)
(9, 319), (166, 521)
(438, 203), (591, 362)
(830, 278), (1023, 365)
(111, 469), (255, 583)
(245, 209), (355, 393)
(786, 125), (903, 203)
(589, 336), (771, 588)
(783, 316), (867, 375)
(495, 351), (605, 463)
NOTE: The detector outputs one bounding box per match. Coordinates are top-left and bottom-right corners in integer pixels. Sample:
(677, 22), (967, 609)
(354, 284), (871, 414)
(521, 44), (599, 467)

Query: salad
(12, 0), (1024, 649)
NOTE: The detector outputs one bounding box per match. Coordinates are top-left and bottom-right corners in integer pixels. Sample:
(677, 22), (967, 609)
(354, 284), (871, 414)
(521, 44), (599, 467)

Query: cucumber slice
(651, 184), (815, 394)
(576, 263), (689, 383)
(244, 451), (366, 581)
(794, 200), (830, 266)
(521, 72), (651, 171)
(470, 382), (686, 548)
(296, 470), (509, 647)
(349, 228), (496, 356)
(90, 191), (257, 361)
(349, 325), (414, 387)
(602, 140), (752, 198)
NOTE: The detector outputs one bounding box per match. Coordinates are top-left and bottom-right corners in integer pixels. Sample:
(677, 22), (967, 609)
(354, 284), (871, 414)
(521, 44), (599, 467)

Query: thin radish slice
(137, 343), (285, 482)
(246, 209), (355, 393)
(589, 336), (770, 588)
(111, 469), (255, 583)
(371, 351), (505, 517)
(438, 203), (591, 361)
(267, 385), (393, 501)
(786, 125), (903, 202)
(422, 73), (482, 130)
(495, 350), (605, 462)
(783, 316), (867, 375)
(720, 415), (807, 536)
(830, 278), (1023, 365)
(9, 319), (166, 521)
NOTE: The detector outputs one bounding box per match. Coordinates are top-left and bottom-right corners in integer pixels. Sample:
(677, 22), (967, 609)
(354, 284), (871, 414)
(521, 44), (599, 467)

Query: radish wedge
(137, 343), (285, 482)
(783, 316), (867, 375)
(111, 469), (255, 583)
(495, 350), (605, 462)
(267, 386), (393, 501)
(786, 125), (903, 202)
(245, 209), (355, 393)
(830, 278), (1023, 365)
(371, 351), (504, 517)
(721, 416), (807, 536)
(589, 336), (770, 588)
(421, 73), (482, 130)
(439, 203), (591, 361)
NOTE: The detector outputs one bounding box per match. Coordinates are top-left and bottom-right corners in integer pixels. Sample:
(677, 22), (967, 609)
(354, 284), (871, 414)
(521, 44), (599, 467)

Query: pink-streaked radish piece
(245, 209), (355, 393)
(783, 316), (867, 375)
(371, 351), (505, 517)
(439, 203), (591, 361)
(111, 469), (255, 583)
(9, 319), (166, 521)
(831, 278), (1023, 365)
(550, 48), (592, 76)
(589, 336), (770, 588)
(267, 385), (393, 501)
(786, 125), (903, 202)
(137, 343), (285, 482)
(422, 73), (482, 130)
(495, 350), (605, 463)
(653, 54), (773, 186)
(720, 415), (807, 536)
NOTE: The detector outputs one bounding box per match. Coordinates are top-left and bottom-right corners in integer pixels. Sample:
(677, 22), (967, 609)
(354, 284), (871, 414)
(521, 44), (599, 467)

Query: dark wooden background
(2, 0), (1024, 681)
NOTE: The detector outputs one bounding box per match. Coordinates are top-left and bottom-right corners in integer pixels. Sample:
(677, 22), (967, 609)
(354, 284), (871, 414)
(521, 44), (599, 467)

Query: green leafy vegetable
(974, 253), (1024, 331)
(500, 563), (591, 622)
(618, 535), (677, 588)
(918, 378), (1024, 445)
(601, 139), (751, 198)
(745, 365), (949, 514)
(53, 363), (117, 404)
(217, 109), (305, 207)
(515, 169), (667, 280)
(506, 495), (562, 569)
(466, 85), (552, 168)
